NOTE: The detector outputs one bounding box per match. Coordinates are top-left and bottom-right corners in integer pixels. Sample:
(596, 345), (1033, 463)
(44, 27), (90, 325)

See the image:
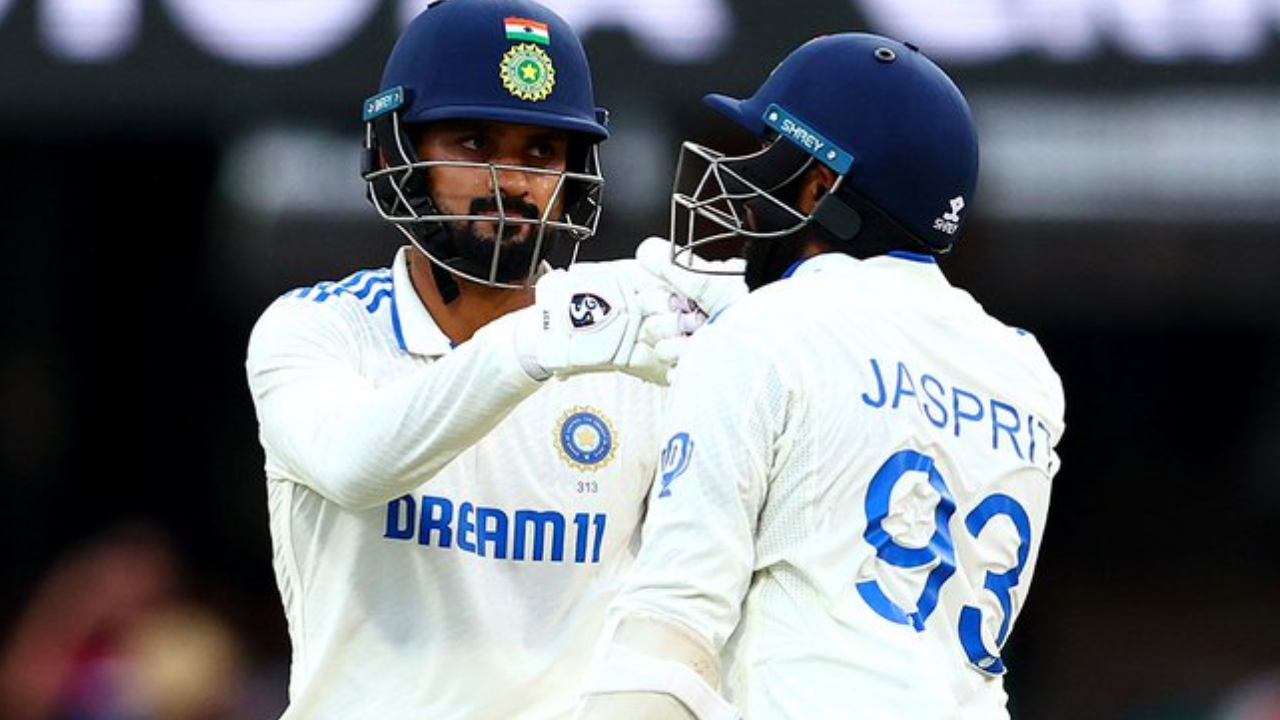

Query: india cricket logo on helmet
(501, 43), (556, 101)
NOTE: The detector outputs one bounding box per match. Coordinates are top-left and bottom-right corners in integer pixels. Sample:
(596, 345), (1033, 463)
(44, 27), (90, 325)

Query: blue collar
(886, 250), (937, 263)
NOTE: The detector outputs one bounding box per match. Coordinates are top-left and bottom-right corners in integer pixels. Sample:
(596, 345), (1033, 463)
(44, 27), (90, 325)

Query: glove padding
(635, 237), (748, 322)
(516, 259), (696, 385)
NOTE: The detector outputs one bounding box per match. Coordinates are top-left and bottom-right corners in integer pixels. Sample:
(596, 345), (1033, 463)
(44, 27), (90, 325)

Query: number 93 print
(855, 448), (1034, 676)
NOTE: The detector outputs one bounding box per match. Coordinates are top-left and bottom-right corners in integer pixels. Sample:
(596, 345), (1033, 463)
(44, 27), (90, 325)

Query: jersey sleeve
(608, 316), (779, 651)
(245, 297), (543, 509)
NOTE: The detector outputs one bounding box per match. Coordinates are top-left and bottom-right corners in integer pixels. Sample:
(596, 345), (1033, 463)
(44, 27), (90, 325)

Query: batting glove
(514, 259), (694, 385)
(635, 237), (748, 323)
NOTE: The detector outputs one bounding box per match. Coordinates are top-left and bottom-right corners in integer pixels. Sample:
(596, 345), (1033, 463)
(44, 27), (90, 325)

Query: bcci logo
(500, 43), (556, 101)
(568, 293), (612, 329)
(557, 407), (616, 471)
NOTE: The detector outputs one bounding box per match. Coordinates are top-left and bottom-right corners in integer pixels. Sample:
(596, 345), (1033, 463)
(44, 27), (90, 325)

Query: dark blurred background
(2, 1), (1279, 719)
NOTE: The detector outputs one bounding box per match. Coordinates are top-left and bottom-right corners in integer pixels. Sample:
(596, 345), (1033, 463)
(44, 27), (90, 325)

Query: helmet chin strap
(819, 187), (944, 259)
(744, 183), (942, 289)
(810, 192), (862, 242)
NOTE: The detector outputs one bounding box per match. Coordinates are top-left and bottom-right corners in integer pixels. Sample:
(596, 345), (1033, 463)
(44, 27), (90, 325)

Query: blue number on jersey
(957, 494), (1031, 674)
(856, 449), (957, 631)
(855, 449), (1032, 676)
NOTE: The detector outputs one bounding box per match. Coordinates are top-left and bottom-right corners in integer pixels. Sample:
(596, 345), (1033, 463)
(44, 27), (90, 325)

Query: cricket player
(244, 1), (701, 718)
(574, 33), (1068, 720)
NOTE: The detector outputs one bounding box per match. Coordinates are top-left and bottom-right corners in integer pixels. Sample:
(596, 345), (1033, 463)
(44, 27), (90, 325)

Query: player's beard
(740, 181), (811, 290)
(436, 195), (556, 284)
(743, 236), (806, 291)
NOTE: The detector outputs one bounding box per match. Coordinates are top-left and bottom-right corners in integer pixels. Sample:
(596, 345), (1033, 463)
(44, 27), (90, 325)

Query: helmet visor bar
(669, 140), (811, 273)
(365, 159), (598, 234)
(364, 157), (604, 288)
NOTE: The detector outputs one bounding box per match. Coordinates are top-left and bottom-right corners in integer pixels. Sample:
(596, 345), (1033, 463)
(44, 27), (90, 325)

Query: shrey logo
(943, 195), (965, 222)
(568, 293), (611, 329)
(932, 195), (965, 235)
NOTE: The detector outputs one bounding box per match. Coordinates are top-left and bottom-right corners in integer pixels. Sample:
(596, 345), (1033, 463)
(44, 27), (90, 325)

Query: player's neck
(408, 251), (534, 344)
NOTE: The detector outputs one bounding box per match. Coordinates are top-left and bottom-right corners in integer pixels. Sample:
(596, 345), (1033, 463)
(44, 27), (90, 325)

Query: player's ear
(800, 164), (839, 213)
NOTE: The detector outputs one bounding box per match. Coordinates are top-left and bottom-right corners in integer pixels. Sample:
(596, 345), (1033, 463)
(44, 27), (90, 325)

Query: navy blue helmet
(671, 33), (979, 285)
(361, 0), (609, 290)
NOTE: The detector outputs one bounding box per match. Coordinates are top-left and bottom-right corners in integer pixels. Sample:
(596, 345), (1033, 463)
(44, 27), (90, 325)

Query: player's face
(416, 120), (571, 246)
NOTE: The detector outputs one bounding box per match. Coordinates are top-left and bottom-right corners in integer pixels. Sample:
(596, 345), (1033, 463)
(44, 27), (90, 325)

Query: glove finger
(623, 344), (673, 387)
(635, 286), (680, 316)
(638, 312), (682, 347)
(668, 292), (696, 313)
(635, 236), (708, 301)
(652, 335), (688, 364)
(677, 309), (708, 336)
(665, 365), (681, 386)
(635, 236), (675, 275)
(638, 234), (747, 275)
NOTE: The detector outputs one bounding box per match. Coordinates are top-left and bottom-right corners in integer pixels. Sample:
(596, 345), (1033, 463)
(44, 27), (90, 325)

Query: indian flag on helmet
(504, 16), (550, 45)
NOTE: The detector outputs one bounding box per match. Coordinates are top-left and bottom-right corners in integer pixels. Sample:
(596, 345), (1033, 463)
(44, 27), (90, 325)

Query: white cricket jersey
(245, 247), (667, 720)
(606, 252), (1066, 720)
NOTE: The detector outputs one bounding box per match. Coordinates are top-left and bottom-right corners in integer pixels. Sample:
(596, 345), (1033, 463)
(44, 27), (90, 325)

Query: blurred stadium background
(2, 1), (1279, 718)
